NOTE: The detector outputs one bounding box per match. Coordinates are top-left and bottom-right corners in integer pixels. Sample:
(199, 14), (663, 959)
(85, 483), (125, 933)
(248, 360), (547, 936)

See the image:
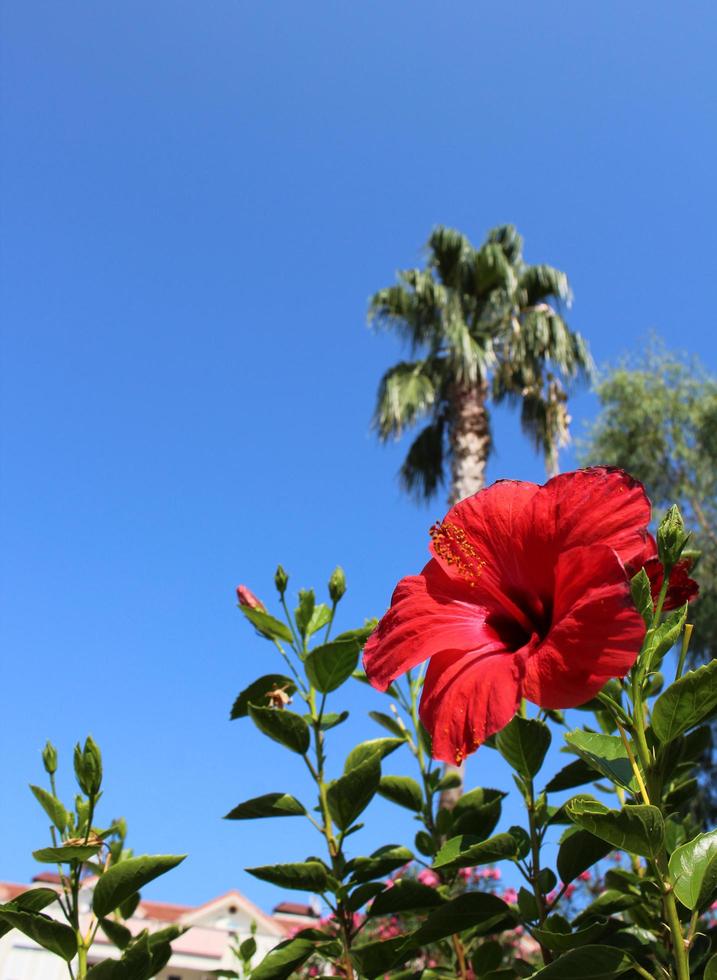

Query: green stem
(76, 940), (88, 978)
(526, 778), (551, 964)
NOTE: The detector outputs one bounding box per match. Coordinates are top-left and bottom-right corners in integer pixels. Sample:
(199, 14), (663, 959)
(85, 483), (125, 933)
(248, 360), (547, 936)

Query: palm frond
(518, 264), (572, 307)
(464, 243), (516, 300)
(399, 420), (446, 500)
(373, 360), (437, 440)
(368, 274), (444, 349)
(426, 227), (473, 290)
(485, 224), (524, 266)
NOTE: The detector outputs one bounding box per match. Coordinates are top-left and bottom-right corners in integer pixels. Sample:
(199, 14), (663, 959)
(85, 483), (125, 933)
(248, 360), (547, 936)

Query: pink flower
(417, 869), (440, 887)
(578, 870), (591, 881)
(501, 887), (519, 904)
(458, 867), (473, 881)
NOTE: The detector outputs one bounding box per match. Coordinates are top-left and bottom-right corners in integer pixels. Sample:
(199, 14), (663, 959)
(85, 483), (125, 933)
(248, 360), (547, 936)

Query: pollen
(429, 521), (486, 585)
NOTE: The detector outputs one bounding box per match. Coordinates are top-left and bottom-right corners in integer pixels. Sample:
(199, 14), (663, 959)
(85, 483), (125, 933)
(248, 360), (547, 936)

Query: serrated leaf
(652, 659), (717, 744)
(0, 906), (77, 961)
(566, 799), (663, 858)
(344, 737), (404, 772)
(230, 675), (297, 720)
(224, 793), (305, 819)
(368, 879), (444, 917)
(432, 832), (518, 870)
(33, 844), (100, 864)
(240, 605), (295, 643)
(545, 757), (601, 793)
(403, 892), (516, 947)
(630, 568), (653, 625)
(0, 889), (57, 940)
(557, 828), (613, 884)
(348, 845), (414, 884)
(327, 755), (381, 830)
(529, 945), (633, 978)
(669, 828), (717, 910)
(248, 705), (310, 754)
(93, 855), (186, 918)
(368, 710), (406, 738)
(642, 602), (688, 671)
(496, 716), (551, 779)
(563, 730), (636, 791)
(305, 639), (360, 693)
(377, 775), (423, 812)
(29, 785), (68, 834)
(246, 861), (328, 892)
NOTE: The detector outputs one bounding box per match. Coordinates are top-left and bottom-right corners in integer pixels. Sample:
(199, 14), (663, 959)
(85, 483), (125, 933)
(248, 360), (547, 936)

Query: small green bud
(42, 740), (58, 776)
(328, 565), (346, 603)
(74, 736), (103, 798)
(657, 505), (690, 571)
(274, 564), (289, 597)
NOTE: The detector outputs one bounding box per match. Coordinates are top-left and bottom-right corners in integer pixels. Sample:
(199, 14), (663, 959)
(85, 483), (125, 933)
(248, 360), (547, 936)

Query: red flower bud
(236, 585), (266, 612)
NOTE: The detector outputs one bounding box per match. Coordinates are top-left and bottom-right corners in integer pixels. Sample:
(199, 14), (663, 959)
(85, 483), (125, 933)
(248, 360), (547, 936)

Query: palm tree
(370, 224), (593, 500)
(370, 224), (593, 805)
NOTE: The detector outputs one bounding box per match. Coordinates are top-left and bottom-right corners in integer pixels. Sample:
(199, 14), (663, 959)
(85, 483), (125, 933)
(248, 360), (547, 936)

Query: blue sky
(2, 1), (716, 912)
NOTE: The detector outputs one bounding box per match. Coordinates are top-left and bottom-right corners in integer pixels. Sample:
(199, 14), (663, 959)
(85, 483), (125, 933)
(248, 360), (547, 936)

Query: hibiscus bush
(227, 468), (717, 980)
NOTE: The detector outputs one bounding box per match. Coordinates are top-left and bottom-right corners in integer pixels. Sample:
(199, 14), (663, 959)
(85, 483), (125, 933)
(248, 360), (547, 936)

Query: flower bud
(42, 740), (58, 776)
(274, 565), (289, 597)
(74, 736), (103, 798)
(236, 585), (266, 612)
(328, 566), (346, 603)
(657, 505), (690, 572)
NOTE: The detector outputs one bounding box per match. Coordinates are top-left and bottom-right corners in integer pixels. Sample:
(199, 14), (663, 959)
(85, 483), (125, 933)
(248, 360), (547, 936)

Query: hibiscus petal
(523, 544), (645, 709)
(429, 480), (541, 629)
(363, 560), (496, 692)
(419, 646), (524, 764)
(524, 467), (651, 571)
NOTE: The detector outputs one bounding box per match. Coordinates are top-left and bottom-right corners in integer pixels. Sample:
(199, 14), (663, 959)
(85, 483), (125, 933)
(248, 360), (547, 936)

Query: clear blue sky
(2, 1), (716, 912)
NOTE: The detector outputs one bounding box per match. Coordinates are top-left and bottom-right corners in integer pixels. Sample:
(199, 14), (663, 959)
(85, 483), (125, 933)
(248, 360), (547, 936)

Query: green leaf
(545, 757), (601, 793)
(315, 711), (349, 731)
(305, 603), (331, 637)
(0, 889), (57, 940)
(0, 906), (77, 961)
(224, 793), (306, 819)
(251, 937), (316, 980)
(565, 799), (664, 859)
(230, 675), (297, 720)
(248, 705), (310, 754)
(557, 828), (613, 884)
(630, 568), (653, 625)
(368, 710), (406, 738)
(240, 935), (257, 960)
(450, 787), (506, 839)
(100, 917), (133, 949)
(471, 940), (503, 974)
(246, 861), (328, 892)
(529, 945), (633, 978)
(705, 953), (717, 980)
(344, 737), (404, 772)
(496, 716), (551, 778)
(240, 605), (295, 643)
(668, 828), (717, 910)
(368, 879), (444, 917)
(348, 845), (414, 884)
(532, 918), (614, 953)
(29, 784), (68, 834)
(347, 882), (384, 911)
(652, 659), (717, 744)
(327, 755), (381, 830)
(377, 775), (423, 812)
(432, 832), (518, 870)
(305, 639), (360, 693)
(93, 855), (186, 918)
(351, 937), (408, 979)
(642, 602), (688, 671)
(573, 889), (640, 924)
(33, 844), (100, 864)
(403, 892), (516, 947)
(295, 589), (316, 638)
(563, 731), (636, 791)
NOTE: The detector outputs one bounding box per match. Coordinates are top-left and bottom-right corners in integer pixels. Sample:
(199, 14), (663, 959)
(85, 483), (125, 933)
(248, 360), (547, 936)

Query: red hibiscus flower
(625, 533), (698, 611)
(364, 468), (653, 765)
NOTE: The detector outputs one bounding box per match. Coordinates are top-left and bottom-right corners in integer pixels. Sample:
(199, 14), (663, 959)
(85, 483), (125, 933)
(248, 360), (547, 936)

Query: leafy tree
(370, 225), (593, 503)
(580, 339), (717, 663)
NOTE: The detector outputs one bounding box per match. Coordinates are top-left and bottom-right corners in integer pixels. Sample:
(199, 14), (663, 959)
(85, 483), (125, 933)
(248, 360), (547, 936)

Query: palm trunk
(439, 379), (491, 810)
